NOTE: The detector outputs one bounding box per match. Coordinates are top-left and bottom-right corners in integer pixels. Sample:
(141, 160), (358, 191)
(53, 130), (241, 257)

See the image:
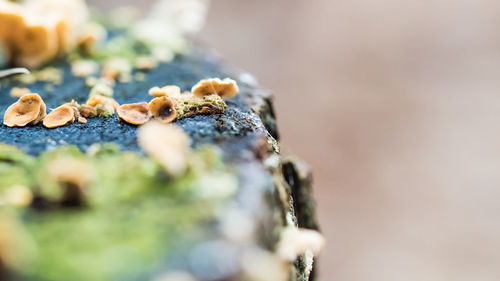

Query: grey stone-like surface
(0, 48), (319, 281)
(0, 49), (272, 165)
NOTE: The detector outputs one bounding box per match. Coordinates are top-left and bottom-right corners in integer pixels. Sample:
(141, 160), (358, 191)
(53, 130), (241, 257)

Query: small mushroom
(149, 96), (177, 124)
(86, 95), (119, 110)
(63, 100), (81, 119)
(79, 104), (97, 118)
(135, 55), (157, 70)
(3, 93), (46, 127)
(9, 87), (30, 97)
(276, 227), (326, 262)
(149, 85), (181, 98)
(89, 82), (114, 97)
(102, 57), (131, 81)
(46, 157), (91, 207)
(138, 122), (191, 176)
(77, 22), (107, 55)
(43, 105), (76, 128)
(71, 60), (99, 77)
(117, 102), (151, 125)
(3, 185), (33, 207)
(191, 78), (239, 99)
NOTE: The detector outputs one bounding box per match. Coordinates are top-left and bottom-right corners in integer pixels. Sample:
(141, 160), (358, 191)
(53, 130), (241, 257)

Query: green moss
(0, 143), (236, 281)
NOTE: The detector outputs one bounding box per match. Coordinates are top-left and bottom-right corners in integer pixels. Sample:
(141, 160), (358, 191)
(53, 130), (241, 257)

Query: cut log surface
(0, 48), (319, 281)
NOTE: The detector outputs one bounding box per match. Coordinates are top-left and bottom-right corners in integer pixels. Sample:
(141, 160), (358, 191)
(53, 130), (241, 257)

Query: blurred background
(91, 0), (500, 280)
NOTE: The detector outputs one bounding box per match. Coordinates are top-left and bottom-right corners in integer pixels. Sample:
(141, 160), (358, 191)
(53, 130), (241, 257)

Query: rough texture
(0, 47), (318, 281)
(0, 50), (268, 159)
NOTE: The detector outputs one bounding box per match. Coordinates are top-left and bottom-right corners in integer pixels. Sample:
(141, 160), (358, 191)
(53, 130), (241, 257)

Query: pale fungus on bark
(43, 104), (76, 128)
(149, 85), (181, 98)
(138, 122), (191, 176)
(117, 102), (151, 125)
(89, 83), (114, 98)
(0, 0), (90, 68)
(2, 185), (33, 208)
(191, 78), (239, 98)
(78, 104), (97, 118)
(86, 95), (119, 111)
(102, 57), (132, 81)
(149, 96), (177, 124)
(76, 22), (107, 55)
(276, 227), (325, 262)
(71, 60), (99, 77)
(46, 157), (91, 206)
(9, 87), (30, 97)
(135, 55), (158, 70)
(3, 93), (46, 127)
(63, 100), (80, 119)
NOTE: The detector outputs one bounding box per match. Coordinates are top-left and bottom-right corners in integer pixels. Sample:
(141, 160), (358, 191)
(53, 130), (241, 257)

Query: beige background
(90, 0), (500, 280)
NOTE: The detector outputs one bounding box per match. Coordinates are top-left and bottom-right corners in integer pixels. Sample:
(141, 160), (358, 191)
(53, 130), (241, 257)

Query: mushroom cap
(79, 104), (97, 118)
(191, 78), (239, 98)
(63, 100), (80, 119)
(9, 87), (31, 97)
(3, 93), (46, 127)
(148, 86), (163, 97)
(149, 96), (177, 124)
(135, 55), (157, 70)
(149, 85), (181, 98)
(137, 122), (191, 176)
(102, 57), (131, 80)
(117, 102), (151, 125)
(86, 95), (119, 110)
(43, 104), (75, 128)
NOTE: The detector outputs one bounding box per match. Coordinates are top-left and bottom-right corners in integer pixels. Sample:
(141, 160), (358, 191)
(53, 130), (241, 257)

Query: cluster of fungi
(3, 78), (239, 129)
(0, 0), (95, 68)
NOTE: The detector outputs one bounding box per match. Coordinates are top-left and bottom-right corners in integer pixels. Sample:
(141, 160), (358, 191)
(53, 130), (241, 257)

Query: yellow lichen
(173, 93), (226, 119)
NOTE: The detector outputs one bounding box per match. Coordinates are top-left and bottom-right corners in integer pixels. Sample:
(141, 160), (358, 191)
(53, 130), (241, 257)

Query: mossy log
(0, 48), (320, 281)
